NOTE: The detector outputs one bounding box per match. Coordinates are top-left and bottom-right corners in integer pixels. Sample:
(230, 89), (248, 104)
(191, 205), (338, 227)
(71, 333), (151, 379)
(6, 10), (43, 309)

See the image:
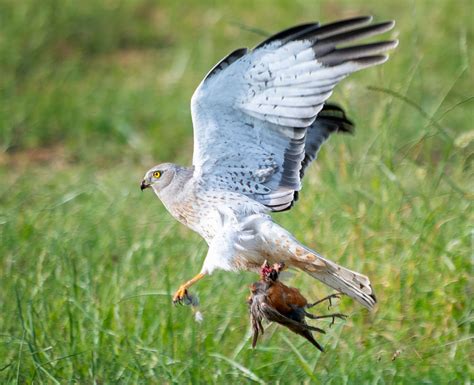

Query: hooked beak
(140, 180), (150, 191)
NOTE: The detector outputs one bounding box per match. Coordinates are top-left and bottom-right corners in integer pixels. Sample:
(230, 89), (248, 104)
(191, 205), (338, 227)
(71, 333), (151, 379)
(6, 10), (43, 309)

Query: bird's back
(266, 280), (308, 316)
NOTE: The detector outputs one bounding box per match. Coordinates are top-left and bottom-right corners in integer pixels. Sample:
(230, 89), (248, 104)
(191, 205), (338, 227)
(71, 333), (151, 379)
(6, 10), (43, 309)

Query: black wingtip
(315, 20), (397, 52)
(318, 40), (399, 66)
(353, 54), (389, 67)
(384, 20), (396, 30)
(317, 103), (355, 134)
(318, 15), (373, 31)
(326, 15), (373, 25)
(254, 22), (321, 49)
(370, 292), (377, 304)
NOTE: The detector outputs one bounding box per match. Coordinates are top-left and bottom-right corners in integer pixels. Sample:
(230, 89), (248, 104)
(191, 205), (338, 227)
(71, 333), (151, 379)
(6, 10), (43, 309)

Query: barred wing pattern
(191, 16), (397, 211)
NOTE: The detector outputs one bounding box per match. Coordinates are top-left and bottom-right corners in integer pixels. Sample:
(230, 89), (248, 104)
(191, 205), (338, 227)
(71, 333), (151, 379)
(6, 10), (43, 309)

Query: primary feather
(191, 15), (397, 212)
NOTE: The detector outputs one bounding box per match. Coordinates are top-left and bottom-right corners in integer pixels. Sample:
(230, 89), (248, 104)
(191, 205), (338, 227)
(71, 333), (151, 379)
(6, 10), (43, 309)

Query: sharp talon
(172, 273), (205, 306)
(172, 287), (188, 305)
(307, 293), (343, 309)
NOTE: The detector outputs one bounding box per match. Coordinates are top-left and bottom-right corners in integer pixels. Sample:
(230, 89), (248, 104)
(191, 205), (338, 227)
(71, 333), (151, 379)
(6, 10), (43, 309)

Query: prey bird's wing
(191, 16), (397, 211)
(260, 303), (325, 334)
(260, 303), (325, 351)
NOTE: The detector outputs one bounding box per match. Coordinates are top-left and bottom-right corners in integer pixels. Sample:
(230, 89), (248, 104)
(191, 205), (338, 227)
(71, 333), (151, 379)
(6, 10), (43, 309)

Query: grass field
(1, 0), (473, 383)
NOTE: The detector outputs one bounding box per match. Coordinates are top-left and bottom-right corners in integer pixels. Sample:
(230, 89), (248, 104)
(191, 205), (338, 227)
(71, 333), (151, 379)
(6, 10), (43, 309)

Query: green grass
(1, 0), (473, 383)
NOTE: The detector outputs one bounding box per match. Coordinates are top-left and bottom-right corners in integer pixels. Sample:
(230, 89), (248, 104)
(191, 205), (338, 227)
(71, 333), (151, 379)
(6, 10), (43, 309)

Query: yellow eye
(153, 171), (161, 178)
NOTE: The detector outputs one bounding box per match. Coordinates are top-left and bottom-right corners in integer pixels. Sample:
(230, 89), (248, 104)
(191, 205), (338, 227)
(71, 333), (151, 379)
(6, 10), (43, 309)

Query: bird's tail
(246, 215), (377, 309)
(291, 248), (376, 310)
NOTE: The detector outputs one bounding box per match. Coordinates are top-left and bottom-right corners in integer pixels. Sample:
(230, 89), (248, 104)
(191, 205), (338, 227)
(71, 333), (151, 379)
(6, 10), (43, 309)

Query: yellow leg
(172, 273), (206, 304)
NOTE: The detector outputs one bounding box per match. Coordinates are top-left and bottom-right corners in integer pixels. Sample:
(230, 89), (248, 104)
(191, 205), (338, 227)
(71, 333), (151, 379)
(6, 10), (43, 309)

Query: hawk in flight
(140, 16), (397, 309)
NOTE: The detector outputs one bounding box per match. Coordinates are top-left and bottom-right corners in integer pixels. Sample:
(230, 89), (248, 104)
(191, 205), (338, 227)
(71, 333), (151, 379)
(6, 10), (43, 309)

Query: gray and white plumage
(141, 16), (397, 309)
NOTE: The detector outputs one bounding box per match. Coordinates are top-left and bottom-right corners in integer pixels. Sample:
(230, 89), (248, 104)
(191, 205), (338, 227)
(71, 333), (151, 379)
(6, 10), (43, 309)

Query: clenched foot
(173, 286), (188, 304)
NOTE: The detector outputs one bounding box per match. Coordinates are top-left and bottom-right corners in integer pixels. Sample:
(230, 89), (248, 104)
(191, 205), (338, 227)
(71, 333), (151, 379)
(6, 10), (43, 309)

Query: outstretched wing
(191, 16), (397, 211)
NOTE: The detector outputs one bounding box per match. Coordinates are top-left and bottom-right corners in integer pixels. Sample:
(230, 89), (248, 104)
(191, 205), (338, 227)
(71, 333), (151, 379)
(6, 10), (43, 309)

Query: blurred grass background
(0, 0), (473, 383)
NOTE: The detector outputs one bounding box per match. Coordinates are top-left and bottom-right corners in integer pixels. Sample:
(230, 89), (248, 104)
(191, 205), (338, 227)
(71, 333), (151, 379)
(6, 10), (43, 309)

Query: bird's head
(259, 260), (285, 282)
(259, 260), (272, 280)
(140, 163), (178, 194)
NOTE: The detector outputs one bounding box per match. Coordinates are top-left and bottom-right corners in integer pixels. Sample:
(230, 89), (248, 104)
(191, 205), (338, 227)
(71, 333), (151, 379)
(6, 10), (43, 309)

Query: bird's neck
(155, 166), (197, 226)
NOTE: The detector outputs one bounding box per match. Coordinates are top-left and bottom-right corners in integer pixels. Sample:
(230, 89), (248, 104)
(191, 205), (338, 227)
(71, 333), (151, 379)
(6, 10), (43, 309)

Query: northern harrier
(140, 16), (397, 309)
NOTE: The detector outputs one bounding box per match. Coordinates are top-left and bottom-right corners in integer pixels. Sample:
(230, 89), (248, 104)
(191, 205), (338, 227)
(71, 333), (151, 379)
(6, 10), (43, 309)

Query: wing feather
(254, 22), (320, 49)
(191, 16), (397, 211)
(249, 91), (333, 107)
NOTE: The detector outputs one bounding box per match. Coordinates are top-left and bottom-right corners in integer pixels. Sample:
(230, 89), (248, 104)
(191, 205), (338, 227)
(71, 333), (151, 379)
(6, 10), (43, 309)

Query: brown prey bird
(248, 261), (346, 351)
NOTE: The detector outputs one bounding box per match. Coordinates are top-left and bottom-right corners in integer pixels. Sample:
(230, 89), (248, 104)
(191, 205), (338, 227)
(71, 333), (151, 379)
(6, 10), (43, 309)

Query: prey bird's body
(249, 262), (347, 351)
(141, 16), (397, 309)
